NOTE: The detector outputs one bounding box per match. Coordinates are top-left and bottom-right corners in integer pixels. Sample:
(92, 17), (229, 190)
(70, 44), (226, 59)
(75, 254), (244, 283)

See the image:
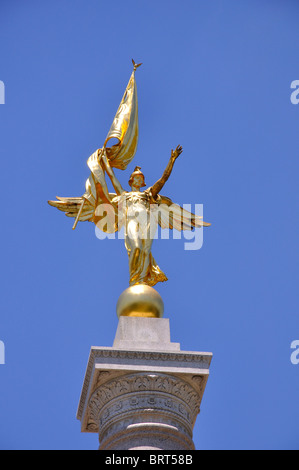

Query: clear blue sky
(0, 0), (298, 450)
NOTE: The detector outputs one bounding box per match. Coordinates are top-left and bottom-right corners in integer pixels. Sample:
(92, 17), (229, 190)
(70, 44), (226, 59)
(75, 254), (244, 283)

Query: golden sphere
(116, 284), (164, 319)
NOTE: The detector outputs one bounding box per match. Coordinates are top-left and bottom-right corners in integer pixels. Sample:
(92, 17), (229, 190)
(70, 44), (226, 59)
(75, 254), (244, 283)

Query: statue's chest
(126, 192), (150, 206)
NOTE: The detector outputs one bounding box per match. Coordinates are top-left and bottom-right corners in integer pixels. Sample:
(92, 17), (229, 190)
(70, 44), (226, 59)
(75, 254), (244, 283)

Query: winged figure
(48, 61), (210, 287)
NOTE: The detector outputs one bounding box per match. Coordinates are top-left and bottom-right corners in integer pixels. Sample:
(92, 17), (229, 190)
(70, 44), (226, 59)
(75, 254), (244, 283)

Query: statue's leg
(126, 219), (143, 284)
(131, 247), (141, 272)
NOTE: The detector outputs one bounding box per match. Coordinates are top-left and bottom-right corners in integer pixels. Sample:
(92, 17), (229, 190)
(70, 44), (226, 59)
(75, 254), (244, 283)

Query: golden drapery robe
(111, 190), (168, 287)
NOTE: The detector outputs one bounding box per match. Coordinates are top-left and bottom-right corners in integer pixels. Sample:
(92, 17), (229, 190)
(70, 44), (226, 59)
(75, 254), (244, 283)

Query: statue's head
(128, 166), (146, 189)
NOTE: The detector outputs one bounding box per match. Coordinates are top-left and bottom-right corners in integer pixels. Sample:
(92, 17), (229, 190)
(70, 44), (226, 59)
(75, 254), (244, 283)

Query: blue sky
(0, 0), (298, 450)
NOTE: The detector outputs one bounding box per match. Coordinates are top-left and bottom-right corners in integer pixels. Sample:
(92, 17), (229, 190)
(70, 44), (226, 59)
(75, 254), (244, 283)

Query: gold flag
(104, 60), (141, 169)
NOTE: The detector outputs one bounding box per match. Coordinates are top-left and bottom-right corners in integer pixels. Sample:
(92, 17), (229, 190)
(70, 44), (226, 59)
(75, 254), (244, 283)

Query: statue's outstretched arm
(151, 145), (183, 198)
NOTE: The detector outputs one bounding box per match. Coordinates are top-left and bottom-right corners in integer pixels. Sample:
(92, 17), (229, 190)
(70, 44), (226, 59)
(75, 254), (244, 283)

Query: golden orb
(116, 284), (164, 319)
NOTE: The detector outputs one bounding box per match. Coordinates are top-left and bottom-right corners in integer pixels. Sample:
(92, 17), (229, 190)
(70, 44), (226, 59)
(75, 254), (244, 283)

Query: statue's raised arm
(151, 145), (183, 199)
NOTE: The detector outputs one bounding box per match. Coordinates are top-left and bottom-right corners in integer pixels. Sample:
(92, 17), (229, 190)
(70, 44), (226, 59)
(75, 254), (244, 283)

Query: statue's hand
(171, 145), (183, 161)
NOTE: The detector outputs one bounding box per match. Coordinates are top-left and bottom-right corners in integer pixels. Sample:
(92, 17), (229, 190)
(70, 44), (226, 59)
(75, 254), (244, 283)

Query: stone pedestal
(77, 317), (212, 450)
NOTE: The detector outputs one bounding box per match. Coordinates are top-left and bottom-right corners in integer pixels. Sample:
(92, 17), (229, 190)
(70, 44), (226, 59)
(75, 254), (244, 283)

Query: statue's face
(131, 175), (144, 189)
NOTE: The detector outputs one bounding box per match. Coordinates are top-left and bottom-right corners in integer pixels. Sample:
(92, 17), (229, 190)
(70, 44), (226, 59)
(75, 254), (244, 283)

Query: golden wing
(48, 188), (123, 234)
(154, 195), (211, 230)
(48, 197), (94, 222)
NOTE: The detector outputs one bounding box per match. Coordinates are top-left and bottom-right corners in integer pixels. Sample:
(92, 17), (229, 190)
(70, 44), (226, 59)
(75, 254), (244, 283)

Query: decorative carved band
(87, 373), (202, 434)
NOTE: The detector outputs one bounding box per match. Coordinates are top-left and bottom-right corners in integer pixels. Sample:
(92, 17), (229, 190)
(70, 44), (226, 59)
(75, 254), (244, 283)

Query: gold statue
(48, 60), (210, 288)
